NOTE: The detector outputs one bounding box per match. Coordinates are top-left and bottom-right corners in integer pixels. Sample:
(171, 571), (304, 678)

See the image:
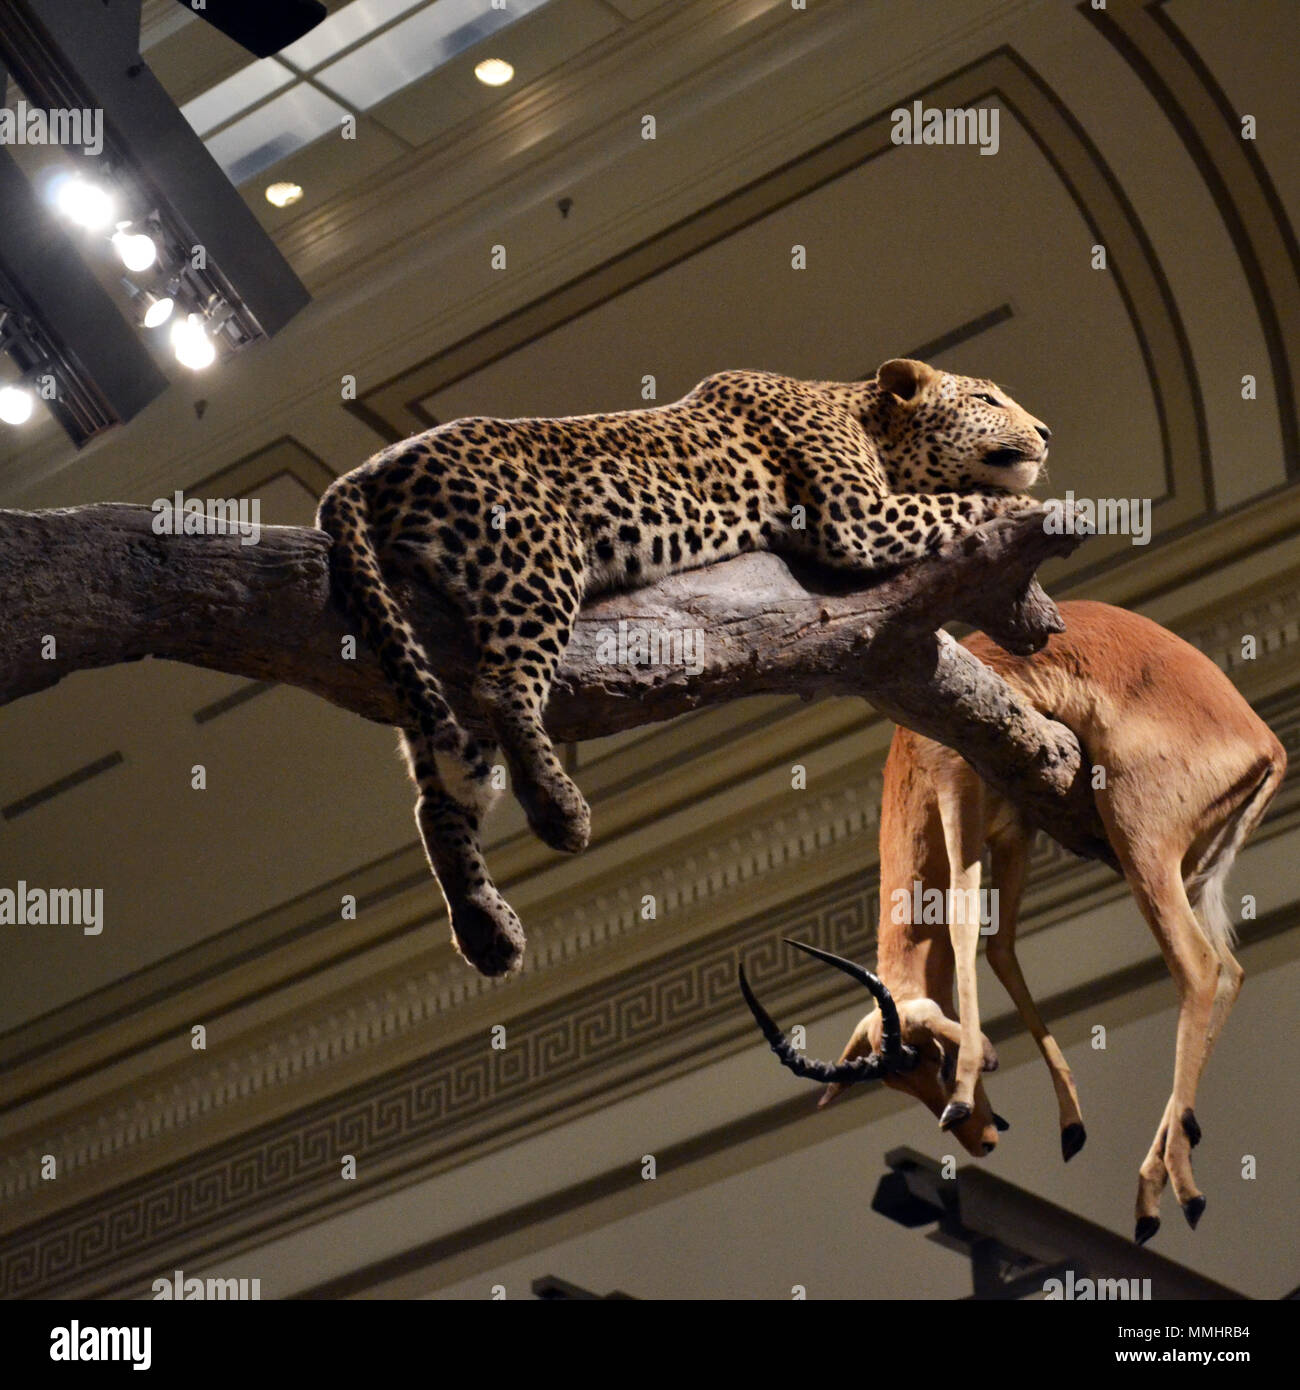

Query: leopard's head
(865, 358), (1050, 494)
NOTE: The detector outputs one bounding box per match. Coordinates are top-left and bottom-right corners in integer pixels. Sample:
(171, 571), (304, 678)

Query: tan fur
(826, 601), (1285, 1238)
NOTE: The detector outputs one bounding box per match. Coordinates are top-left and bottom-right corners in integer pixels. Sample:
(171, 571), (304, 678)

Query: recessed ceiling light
(474, 58), (514, 87)
(265, 181), (304, 208)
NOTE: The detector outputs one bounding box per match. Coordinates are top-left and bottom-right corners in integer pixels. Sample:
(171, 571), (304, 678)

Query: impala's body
(743, 601), (1285, 1241)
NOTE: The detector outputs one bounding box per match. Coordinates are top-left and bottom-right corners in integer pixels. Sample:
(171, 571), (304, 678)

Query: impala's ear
(875, 358), (938, 402)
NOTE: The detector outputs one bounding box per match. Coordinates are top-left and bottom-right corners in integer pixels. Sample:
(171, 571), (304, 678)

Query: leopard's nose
(1035, 424), (1052, 442)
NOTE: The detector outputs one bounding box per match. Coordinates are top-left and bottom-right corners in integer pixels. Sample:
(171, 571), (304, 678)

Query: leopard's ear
(875, 358), (938, 402)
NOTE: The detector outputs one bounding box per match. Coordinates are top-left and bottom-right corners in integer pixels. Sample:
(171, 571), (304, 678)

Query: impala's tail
(1185, 747), (1285, 957)
(316, 479), (491, 810)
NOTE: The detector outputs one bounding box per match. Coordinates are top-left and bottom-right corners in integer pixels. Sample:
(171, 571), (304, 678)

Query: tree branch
(0, 502), (1115, 869)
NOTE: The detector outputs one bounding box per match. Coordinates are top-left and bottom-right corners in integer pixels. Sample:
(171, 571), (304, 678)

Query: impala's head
(740, 939), (1006, 1157)
(866, 357), (1051, 496)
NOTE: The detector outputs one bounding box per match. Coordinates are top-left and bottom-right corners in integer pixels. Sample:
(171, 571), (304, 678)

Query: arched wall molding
(1086, 0), (1300, 478)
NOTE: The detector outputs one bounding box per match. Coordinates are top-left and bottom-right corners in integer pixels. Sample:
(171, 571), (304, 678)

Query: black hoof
(1134, 1216), (1160, 1245)
(1181, 1108), (1202, 1148)
(992, 1112), (1011, 1132)
(1184, 1195), (1207, 1230)
(1061, 1122), (1087, 1162)
(939, 1101), (972, 1131)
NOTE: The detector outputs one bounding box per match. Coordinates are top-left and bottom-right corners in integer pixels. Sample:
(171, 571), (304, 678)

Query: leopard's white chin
(999, 458), (1042, 491)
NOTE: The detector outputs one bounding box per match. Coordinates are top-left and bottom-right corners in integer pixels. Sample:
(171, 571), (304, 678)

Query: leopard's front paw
(988, 491), (1041, 516)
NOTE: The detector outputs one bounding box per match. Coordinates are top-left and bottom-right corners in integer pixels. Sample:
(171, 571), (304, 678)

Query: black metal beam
(874, 1147), (1246, 1300)
(0, 0), (310, 342)
(176, 0), (327, 60)
(531, 1276), (637, 1300)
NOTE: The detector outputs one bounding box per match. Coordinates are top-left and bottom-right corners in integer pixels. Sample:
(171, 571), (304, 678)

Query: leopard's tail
(315, 479), (493, 813)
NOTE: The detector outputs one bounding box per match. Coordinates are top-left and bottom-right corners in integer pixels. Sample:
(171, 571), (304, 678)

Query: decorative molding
(0, 870), (883, 1297)
(0, 774), (884, 1208)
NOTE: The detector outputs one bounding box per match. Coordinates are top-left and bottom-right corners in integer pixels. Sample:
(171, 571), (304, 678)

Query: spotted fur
(317, 358), (1051, 976)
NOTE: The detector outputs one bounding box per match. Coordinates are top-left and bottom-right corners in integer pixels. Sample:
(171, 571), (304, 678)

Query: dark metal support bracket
(873, 1147), (1245, 1300)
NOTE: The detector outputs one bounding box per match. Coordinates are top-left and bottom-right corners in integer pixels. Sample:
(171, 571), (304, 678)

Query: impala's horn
(738, 938), (918, 1085)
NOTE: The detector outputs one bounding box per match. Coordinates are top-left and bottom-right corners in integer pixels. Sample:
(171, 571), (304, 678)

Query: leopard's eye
(974, 392), (1003, 407)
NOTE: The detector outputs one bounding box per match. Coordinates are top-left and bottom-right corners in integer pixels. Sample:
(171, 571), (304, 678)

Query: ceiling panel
(367, 0), (621, 147)
(420, 108), (1166, 522)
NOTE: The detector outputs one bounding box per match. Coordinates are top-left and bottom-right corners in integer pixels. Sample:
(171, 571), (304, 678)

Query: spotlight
(0, 383), (34, 424)
(53, 175), (116, 231)
(474, 58), (514, 87)
(112, 226), (158, 273)
(141, 292), (175, 329)
(170, 313), (216, 370)
(265, 181), (303, 209)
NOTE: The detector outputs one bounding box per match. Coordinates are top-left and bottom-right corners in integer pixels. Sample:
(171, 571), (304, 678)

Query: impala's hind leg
(401, 732), (525, 976)
(1118, 854), (1219, 1240)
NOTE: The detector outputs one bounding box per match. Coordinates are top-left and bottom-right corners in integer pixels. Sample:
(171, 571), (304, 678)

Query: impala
(741, 601), (1285, 1242)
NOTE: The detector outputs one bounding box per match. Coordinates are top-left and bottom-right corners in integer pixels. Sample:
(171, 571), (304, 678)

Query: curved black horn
(738, 966), (886, 1084)
(783, 938), (907, 1059)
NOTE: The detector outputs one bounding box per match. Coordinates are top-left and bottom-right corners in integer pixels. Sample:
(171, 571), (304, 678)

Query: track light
(52, 174), (116, 231)
(170, 312), (215, 370)
(112, 226), (158, 273)
(141, 292), (175, 328)
(0, 383), (35, 424)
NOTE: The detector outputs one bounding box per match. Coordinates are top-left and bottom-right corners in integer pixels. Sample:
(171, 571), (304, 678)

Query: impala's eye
(974, 392), (1002, 407)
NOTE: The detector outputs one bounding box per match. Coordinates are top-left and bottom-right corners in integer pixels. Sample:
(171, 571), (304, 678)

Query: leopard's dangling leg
(400, 731), (525, 977)
(473, 613), (590, 856)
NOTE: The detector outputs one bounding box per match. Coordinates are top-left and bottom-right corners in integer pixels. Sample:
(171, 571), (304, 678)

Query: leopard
(316, 357), (1052, 978)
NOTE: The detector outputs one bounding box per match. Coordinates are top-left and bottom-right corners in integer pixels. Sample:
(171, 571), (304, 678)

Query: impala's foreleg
(984, 828), (1087, 1161)
(935, 770), (997, 1130)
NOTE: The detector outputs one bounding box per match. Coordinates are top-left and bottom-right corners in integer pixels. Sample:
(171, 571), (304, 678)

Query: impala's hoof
(1134, 1216), (1160, 1245)
(1183, 1195), (1207, 1230)
(992, 1112), (1011, 1132)
(939, 1101), (972, 1131)
(1181, 1108), (1202, 1148)
(1061, 1123), (1087, 1162)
